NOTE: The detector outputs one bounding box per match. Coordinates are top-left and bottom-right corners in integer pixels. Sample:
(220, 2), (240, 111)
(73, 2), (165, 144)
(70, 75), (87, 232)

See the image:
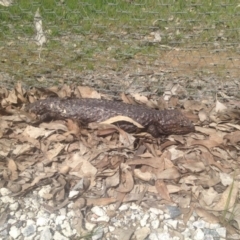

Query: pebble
(216, 227), (226, 238)
(9, 226), (21, 239)
(166, 219), (178, 229)
(193, 219), (206, 228)
(92, 227), (104, 240)
(55, 215), (66, 225)
(0, 187), (12, 196)
(91, 206), (106, 217)
(22, 223), (36, 237)
(193, 228), (204, 240)
(0, 186), (229, 240)
(1, 195), (14, 203)
(53, 231), (68, 240)
(151, 219), (160, 229)
(134, 227), (150, 240)
(9, 202), (19, 211)
(140, 213), (149, 227)
(149, 207), (163, 215)
(37, 217), (49, 226)
(40, 227), (52, 240)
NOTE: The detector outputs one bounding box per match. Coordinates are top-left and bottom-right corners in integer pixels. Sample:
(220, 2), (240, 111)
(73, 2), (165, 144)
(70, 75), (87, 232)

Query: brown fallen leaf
(156, 167), (180, 180)
(117, 164), (134, 193)
(155, 180), (172, 202)
(77, 86), (101, 99)
(8, 158), (18, 181)
(211, 181), (238, 211)
(195, 207), (220, 224)
(224, 131), (240, 145)
(134, 169), (156, 182)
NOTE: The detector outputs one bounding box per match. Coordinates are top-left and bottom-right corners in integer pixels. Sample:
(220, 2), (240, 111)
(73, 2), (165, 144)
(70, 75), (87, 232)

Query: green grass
(0, 0), (239, 81)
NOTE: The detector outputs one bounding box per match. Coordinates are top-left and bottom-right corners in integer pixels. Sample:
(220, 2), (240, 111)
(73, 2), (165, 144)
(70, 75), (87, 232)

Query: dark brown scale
(25, 98), (195, 137)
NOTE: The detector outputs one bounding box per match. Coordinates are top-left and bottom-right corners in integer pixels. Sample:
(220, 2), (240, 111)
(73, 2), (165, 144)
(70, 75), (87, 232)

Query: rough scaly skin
(26, 98), (195, 137)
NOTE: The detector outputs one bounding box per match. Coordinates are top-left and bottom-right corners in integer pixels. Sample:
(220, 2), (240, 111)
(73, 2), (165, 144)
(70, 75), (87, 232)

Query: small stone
(164, 213), (171, 219)
(8, 219), (17, 225)
(96, 215), (110, 222)
(9, 202), (19, 211)
(130, 203), (142, 211)
(140, 214), (149, 227)
(38, 185), (51, 198)
(0, 188), (11, 196)
(134, 227), (150, 240)
(109, 226), (115, 232)
(27, 212), (35, 219)
(189, 215), (196, 221)
(9, 226), (21, 239)
(119, 204), (129, 211)
(149, 212), (157, 220)
(67, 210), (75, 218)
(59, 208), (67, 216)
(216, 227), (226, 238)
(53, 231), (68, 240)
(55, 215), (66, 225)
(37, 217), (49, 226)
(19, 214), (27, 221)
(166, 219), (178, 229)
(151, 219), (160, 229)
(22, 224), (36, 237)
(15, 210), (22, 218)
(69, 190), (79, 198)
(92, 227), (104, 240)
(40, 227), (52, 240)
(209, 223), (221, 229)
(193, 228), (204, 240)
(91, 206), (105, 217)
(1, 196), (14, 203)
(193, 219), (206, 229)
(167, 205), (182, 219)
(148, 233), (159, 240)
(204, 235), (214, 240)
(62, 225), (74, 237)
(27, 219), (35, 225)
(149, 208), (163, 215)
(182, 228), (191, 238)
(85, 222), (96, 231)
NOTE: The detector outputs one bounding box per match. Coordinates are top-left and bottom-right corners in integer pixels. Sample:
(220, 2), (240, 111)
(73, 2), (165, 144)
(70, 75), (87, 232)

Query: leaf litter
(1, 83), (240, 236)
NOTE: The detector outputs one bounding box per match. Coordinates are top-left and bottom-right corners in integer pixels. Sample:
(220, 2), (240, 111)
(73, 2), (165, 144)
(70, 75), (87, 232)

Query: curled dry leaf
(46, 143), (65, 161)
(199, 187), (218, 206)
(134, 169), (156, 182)
(195, 207), (220, 224)
(117, 164), (134, 193)
(23, 125), (54, 139)
(182, 161), (205, 173)
(100, 115), (144, 129)
(156, 167), (180, 180)
(155, 180), (172, 202)
(210, 182), (239, 211)
(132, 93), (158, 109)
(77, 86), (101, 99)
(224, 131), (240, 145)
(8, 158), (18, 181)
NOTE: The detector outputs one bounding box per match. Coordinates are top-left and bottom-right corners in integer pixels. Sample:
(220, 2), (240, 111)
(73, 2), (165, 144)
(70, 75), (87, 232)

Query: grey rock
(167, 205), (181, 218)
(53, 231), (68, 240)
(92, 227), (104, 240)
(22, 224), (37, 237)
(40, 227), (53, 240)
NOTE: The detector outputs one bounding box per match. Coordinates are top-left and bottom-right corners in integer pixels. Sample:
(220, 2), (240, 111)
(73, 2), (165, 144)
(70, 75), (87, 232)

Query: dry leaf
(211, 182), (239, 211)
(155, 180), (172, 202)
